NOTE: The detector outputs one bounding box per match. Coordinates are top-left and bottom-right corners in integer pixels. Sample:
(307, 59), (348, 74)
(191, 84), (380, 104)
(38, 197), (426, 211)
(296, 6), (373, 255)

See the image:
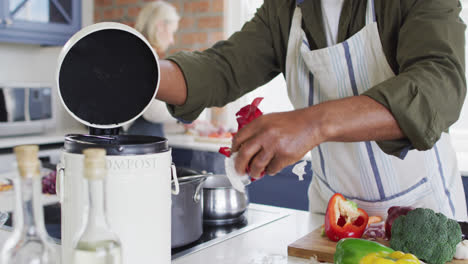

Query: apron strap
(365, 0), (376, 24)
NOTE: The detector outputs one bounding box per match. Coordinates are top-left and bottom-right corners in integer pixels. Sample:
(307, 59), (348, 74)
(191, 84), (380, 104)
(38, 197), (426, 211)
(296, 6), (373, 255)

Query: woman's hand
(231, 107), (328, 179)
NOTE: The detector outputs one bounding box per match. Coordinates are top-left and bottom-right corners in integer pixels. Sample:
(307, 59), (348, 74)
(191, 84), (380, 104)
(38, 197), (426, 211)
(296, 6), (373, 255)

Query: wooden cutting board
(288, 228), (467, 263)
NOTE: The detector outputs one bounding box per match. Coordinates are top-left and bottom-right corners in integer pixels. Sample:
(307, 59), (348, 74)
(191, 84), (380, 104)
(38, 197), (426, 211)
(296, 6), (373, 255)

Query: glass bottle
(73, 148), (121, 264)
(0, 145), (59, 264)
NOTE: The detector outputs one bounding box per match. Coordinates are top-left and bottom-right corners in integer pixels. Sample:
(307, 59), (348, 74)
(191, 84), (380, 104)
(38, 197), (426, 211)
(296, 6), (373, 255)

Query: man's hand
(231, 96), (405, 179)
(231, 107), (327, 179)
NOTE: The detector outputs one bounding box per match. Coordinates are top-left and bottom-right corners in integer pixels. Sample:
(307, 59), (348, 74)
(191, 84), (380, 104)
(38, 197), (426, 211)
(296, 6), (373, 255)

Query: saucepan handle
(171, 163), (180, 195)
(193, 177), (206, 203)
(56, 163), (65, 204)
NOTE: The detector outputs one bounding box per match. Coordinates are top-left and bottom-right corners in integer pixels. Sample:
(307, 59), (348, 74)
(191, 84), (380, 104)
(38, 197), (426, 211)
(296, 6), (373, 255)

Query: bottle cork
(14, 145), (41, 178)
(83, 148), (107, 180)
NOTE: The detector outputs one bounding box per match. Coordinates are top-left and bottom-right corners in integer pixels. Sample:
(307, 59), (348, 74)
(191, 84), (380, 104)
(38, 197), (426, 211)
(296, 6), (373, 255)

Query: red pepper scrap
(236, 97), (264, 131)
(218, 147), (232, 157)
(324, 193), (369, 242)
(218, 97), (265, 180)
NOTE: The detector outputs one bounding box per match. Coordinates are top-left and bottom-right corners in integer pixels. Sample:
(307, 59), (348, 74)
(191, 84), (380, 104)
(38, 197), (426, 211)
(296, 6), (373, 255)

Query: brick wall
(94, 0), (225, 58)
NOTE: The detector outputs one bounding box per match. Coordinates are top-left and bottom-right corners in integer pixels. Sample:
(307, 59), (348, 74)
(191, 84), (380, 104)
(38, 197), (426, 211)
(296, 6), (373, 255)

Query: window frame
(0, 0), (82, 46)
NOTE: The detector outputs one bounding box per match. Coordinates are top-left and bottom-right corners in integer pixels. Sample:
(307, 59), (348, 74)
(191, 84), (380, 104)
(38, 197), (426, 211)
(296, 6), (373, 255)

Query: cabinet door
(0, 0), (81, 45)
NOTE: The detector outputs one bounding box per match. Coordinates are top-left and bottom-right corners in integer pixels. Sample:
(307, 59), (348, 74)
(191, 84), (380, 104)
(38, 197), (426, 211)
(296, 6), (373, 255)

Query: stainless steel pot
(202, 175), (249, 225)
(171, 167), (205, 248)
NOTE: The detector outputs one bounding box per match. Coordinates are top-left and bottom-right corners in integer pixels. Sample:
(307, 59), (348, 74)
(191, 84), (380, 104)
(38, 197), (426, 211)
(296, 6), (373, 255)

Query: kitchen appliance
(55, 22), (179, 264)
(171, 171), (250, 246)
(0, 83), (55, 137)
(171, 204), (290, 260)
(172, 167), (205, 248)
(202, 175), (249, 225)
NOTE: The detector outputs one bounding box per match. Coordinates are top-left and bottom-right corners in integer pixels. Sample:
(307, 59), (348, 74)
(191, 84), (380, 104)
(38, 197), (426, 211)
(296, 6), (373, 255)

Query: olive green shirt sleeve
(363, 0), (466, 156)
(166, 1), (281, 122)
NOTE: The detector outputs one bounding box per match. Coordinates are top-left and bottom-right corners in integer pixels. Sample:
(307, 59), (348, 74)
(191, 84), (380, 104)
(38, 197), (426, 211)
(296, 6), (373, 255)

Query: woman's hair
(135, 1), (180, 50)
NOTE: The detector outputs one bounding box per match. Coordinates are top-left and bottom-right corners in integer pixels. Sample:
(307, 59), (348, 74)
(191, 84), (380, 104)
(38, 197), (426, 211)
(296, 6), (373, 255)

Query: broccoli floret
(390, 208), (461, 264)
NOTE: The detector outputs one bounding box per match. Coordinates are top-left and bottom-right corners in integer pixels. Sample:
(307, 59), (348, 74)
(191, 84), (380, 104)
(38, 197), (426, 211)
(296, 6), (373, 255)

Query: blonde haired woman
(127, 1), (182, 137)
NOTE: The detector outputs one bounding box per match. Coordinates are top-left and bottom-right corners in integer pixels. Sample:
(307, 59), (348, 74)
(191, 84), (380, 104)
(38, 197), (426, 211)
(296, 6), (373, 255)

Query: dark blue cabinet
(0, 0), (81, 46)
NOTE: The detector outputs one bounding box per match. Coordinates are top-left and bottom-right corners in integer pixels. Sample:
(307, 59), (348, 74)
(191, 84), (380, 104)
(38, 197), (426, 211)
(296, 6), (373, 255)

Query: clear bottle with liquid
(0, 145), (59, 264)
(73, 148), (122, 264)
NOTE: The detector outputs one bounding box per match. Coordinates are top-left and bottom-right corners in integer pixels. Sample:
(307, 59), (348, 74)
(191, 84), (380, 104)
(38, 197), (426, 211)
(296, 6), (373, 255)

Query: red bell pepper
(324, 193), (369, 242)
(218, 97), (266, 180)
(236, 97), (264, 131)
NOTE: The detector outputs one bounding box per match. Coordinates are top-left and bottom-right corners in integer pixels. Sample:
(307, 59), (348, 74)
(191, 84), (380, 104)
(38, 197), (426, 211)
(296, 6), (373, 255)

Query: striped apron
(285, 0), (468, 220)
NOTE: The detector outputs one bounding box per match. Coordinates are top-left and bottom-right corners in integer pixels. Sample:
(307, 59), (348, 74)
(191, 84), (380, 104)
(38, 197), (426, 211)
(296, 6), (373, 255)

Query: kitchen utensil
(174, 174), (210, 183)
(55, 22), (178, 264)
(202, 175), (249, 224)
(172, 167), (205, 248)
(287, 227), (464, 263)
(0, 84), (55, 137)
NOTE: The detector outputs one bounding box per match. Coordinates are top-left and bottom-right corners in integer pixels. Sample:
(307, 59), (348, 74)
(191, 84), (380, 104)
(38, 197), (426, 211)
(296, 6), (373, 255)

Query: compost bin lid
(56, 22), (160, 130)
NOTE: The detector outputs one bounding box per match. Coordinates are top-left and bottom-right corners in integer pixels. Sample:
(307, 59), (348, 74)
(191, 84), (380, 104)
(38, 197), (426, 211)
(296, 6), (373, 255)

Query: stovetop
(2, 204), (290, 260)
(171, 206), (290, 260)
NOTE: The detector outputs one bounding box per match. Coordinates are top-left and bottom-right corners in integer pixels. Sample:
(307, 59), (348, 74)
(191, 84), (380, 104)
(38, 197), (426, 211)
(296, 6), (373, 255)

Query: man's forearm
(316, 95), (405, 143)
(156, 60), (187, 106)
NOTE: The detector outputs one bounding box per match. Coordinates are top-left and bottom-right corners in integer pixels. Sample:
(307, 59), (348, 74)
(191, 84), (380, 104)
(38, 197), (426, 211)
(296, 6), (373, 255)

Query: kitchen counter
(0, 128), (88, 150)
(0, 203), (323, 264)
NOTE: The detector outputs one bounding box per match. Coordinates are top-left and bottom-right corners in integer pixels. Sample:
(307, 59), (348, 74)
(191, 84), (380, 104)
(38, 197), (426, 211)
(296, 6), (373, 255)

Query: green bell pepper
(334, 238), (394, 264)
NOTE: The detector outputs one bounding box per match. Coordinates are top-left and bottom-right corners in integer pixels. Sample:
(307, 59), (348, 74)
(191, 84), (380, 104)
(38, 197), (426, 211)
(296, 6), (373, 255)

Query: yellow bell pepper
(360, 251), (420, 264)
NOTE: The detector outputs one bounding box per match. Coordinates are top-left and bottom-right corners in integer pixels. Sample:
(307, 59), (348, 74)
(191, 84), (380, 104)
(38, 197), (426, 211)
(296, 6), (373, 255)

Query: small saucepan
(202, 175), (249, 225)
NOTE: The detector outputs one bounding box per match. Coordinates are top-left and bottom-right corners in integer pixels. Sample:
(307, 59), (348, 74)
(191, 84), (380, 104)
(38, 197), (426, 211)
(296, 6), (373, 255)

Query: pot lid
(56, 22), (160, 129)
(64, 134), (169, 155)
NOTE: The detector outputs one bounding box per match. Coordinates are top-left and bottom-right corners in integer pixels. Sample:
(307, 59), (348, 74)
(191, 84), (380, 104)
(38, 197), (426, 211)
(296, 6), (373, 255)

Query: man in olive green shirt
(156, 0), (467, 218)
